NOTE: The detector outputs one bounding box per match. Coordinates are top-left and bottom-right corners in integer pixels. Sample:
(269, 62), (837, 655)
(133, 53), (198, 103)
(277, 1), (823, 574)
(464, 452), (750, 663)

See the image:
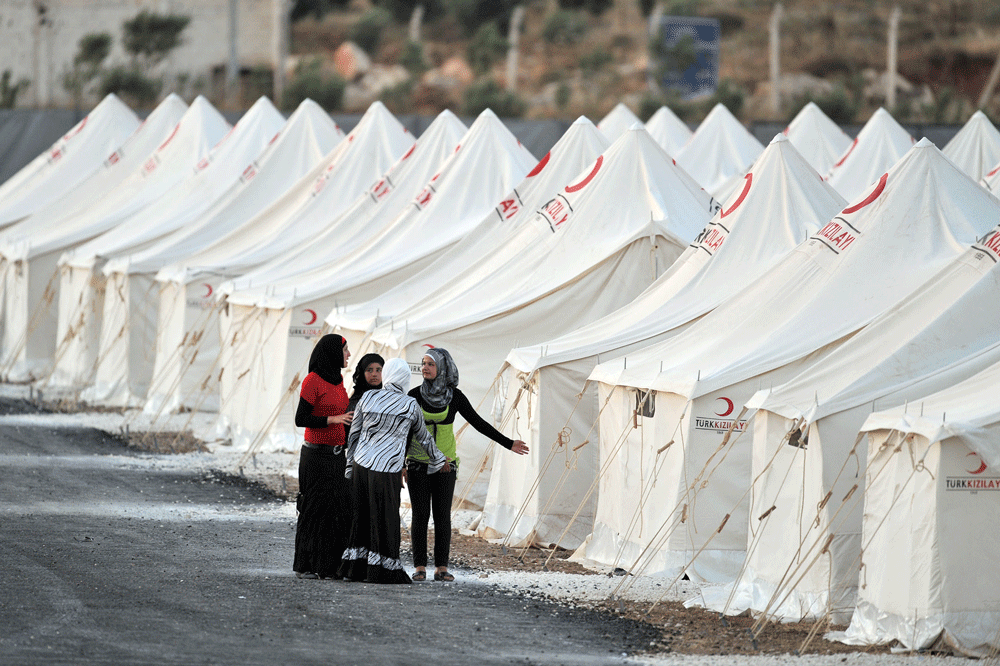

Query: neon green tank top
(407, 404), (458, 465)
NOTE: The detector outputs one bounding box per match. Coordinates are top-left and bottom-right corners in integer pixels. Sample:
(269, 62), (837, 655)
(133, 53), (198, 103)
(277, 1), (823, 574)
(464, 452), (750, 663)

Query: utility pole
(273, 0), (290, 106)
(887, 6), (900, 110)
(769, 3), (783, 118)
(227, 0), (239, 107)
(506, 5), (525, 93)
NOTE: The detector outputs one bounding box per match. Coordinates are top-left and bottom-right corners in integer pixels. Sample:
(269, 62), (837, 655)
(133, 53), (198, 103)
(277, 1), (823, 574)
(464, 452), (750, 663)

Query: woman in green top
(405, 347), (528, 581)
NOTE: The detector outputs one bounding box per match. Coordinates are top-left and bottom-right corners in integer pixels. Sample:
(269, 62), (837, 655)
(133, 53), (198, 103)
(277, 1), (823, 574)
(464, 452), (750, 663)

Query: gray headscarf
(420, 347), (458, 410)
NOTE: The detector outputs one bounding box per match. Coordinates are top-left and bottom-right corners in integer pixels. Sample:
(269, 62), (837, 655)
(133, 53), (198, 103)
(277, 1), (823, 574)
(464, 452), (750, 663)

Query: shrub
(555, 82), (571, 110)
(542, 9), (587, 46)
(557, 0), (612, 16)
(282, 58), (346, 111)
(379, 79), (415, 114)
(451, 0), (518, 36)
(579, 49), (613, 75)
(463, 78), (526, 117)
(291, 0), (352, 21)
(376, 0), (446, 24)
(400, 40), (427, 75)
(705, 79), (746, 117)
(0, 70), (29, 108)
(350, 8), (391, 56)
(467, 22), (507, 76)
(99, 66), (160, 107)
(788, 84), (859, 124)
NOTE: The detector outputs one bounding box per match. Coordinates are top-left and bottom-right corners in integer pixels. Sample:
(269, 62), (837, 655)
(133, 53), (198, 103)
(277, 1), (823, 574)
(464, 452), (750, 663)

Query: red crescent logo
(303, 309), (317, 325)
(202, 283), (213, 298)
(527, 151), (551, 178)
(565, 156), (603, 193)
(967, 452), (988, 475)
(832, 137), (858, 168)
(721, 173), (752, 218)
(715, 397), (734, 417)
(841, 173), (887, 215)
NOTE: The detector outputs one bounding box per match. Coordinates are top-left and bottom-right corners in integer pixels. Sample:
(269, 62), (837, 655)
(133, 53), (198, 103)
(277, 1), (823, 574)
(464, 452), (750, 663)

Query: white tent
(828, 359), (1000, 657)
(597, 102), (642, 143)
(215, 109), (535, 453)
(93, 99), (340, 414)
(675, 103), (764, 197)
(120, 101), (407, 412)
(327, 116), (611, 364)
(825, 107), (914, 200)
(366, 125), (713, 509)
(0, 95), (227, 382)
(44, 97), (286, 394)
(0, 94), (139, 229)
(0, 94), (187, 353)
(694, 209), (1000, 624)
(942, 110), (1000, 181)
(583, 138), (998, 584)
(484, 134), (845, 550)
(783, 101), (853, 175)
(644, 106), (692, 155)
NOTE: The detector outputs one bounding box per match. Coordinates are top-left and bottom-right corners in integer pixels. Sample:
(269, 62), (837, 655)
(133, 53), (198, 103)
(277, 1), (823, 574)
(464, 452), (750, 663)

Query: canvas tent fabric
(44, 98), (288, 402)
(0, 94), (139, 229)
(365, 125), (714, 509)
(941, 109), (1000, 181)
(782, 101), (853, 175)
(121, 101), (407, 413)
(824, 107), (914, 200)
(597, 103), (642, 143)
(325, 115), (611, 367)
(675, 103), (764, 198)
(0, 95), (215, 382)
(582, 138), (998, 584)
(824, 361), (1000, 657)
(644, 106), (692, 155)
(89, 99), (342, 416)
(484, 134), (845, 550)
(213, 109), (536, 456)
(694, 211), (1000, 624)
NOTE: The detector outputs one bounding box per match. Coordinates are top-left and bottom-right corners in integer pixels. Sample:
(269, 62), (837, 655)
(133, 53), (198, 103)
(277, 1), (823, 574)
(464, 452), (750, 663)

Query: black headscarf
(349, 352), (385, 401)
(419, 347), (459, 410)
(308, 334), (345, 385)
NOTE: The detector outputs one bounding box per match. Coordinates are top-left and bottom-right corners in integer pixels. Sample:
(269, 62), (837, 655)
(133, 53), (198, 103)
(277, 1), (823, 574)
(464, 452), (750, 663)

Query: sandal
(434, 570), (455, 582)
(412, 570), (427, 581)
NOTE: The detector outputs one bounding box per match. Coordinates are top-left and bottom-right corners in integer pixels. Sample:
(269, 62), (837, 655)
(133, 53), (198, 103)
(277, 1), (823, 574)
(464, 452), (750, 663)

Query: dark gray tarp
(0, 106), (967, 189)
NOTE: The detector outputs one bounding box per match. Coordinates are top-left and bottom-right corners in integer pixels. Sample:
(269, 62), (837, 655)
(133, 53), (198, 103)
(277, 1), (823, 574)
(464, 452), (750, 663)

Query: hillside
(288, 0), (1000, 124)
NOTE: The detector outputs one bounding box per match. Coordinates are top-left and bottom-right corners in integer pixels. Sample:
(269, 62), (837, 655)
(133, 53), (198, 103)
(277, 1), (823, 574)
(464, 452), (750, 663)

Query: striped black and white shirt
(346, 385), (447, 475)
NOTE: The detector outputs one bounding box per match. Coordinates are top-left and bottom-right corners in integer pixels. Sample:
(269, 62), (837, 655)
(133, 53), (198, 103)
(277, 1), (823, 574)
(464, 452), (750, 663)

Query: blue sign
(653, 16), (720, 99)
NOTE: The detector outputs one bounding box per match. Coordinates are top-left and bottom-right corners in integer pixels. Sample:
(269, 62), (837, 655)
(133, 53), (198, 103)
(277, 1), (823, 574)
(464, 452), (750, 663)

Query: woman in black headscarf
(405, 347), (529, 581)
(292, 334), (353, 580)
(348, 352), (385, 412)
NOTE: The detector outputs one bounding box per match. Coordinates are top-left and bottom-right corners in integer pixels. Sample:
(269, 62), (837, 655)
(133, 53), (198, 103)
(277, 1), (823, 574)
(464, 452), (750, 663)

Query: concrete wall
(0, 0), (278, 108)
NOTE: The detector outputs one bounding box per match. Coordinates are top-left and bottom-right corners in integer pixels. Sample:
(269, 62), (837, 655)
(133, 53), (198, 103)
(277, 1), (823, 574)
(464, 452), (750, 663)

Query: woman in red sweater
(292, 334), (354, 580)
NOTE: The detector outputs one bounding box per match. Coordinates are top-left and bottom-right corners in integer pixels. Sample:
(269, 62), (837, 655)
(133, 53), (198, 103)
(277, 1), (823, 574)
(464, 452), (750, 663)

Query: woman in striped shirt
(338, 358), (450, 584)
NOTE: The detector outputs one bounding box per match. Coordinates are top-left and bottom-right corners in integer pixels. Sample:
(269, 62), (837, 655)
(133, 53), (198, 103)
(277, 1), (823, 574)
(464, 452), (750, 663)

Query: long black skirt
(293, 444), (350, 578)
(337, 465), (411, 584)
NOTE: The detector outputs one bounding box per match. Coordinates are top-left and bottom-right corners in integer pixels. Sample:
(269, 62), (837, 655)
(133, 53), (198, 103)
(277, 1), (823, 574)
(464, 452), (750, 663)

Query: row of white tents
(2, 93), (1000, 656)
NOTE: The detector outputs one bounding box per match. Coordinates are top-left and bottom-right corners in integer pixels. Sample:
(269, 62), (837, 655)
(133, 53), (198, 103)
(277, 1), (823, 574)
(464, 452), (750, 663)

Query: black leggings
(407, 461), (457, 568)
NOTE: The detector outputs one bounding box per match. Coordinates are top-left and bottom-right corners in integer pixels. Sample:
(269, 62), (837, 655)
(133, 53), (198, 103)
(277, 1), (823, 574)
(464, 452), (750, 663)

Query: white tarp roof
(824, 107), (914, 200)
(942, 109), (1000, 181)
(103, 98), (343, 276)
(593, 138), (996, 399)
(645, 106), (692, 155)
(60, 97), (286, 271)
(597, 102), (642, 143)
(675, 103), (764, 197)
(0, 94), (139, 228)
(242, 109), (535, 310)
(155, 101), (413, 285)
(0, 94), (188, 255)
(507, 133), (846, 375)
(322, 115), (611, 338)
(783, 101), (853, 175)
(221, 109), (467, 303)
(0, 96), (230, 262)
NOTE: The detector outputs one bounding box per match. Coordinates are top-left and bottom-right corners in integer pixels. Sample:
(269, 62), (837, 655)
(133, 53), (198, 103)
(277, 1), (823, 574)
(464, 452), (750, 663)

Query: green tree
(122, 11), (191, 70)
(0, 70), (30, 109)
(467, 22), (507, 76)
(62, 33), (112, 107)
